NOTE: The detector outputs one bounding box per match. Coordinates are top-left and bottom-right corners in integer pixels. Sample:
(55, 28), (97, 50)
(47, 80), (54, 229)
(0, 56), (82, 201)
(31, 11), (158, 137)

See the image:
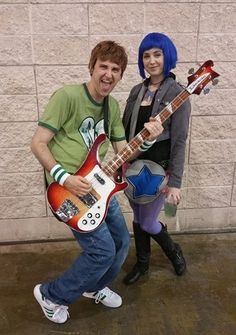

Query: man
(31, 40), (163, 324)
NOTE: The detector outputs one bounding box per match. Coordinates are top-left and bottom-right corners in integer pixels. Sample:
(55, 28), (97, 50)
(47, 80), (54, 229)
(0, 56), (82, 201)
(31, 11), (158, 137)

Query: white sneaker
(33, 284), (69, 324)
(82, 287), (122, 308)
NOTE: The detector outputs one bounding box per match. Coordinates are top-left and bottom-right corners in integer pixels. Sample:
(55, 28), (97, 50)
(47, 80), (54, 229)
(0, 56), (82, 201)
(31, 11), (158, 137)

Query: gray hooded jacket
(122, 75), (191, 188)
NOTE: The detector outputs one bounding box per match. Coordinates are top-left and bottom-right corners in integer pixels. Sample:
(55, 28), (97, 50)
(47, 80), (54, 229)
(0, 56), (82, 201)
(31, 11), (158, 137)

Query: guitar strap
(103, 96), (109, 138)
(128, 84), (147, 141)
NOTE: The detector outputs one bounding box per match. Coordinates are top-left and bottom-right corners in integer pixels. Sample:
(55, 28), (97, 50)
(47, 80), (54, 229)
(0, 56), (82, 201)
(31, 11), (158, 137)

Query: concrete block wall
(0, 0), (235, 243)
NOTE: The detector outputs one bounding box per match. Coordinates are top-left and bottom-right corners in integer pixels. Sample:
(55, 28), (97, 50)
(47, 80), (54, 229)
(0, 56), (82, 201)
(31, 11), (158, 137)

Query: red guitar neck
(102, 89), (190, 177)
(158, 89), (190, 123)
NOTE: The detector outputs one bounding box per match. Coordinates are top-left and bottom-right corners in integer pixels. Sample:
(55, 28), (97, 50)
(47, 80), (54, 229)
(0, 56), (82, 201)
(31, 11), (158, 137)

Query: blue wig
(138, 32), (178, 79)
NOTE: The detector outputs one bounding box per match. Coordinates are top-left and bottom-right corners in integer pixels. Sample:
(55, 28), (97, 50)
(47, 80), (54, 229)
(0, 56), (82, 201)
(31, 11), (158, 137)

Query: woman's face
(142, 48), (164, 80)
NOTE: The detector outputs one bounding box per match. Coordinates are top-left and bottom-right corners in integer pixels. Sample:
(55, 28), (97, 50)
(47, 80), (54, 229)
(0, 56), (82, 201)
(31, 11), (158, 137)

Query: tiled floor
(0, 232), (236, 335)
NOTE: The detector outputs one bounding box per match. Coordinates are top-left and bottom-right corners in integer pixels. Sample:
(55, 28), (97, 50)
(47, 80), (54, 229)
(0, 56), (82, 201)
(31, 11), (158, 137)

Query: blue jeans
(40, 197), (130, 305)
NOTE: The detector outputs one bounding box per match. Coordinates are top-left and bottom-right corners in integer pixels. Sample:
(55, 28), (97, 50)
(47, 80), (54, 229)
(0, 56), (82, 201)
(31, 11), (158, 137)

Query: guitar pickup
(94, 173), (105, 185)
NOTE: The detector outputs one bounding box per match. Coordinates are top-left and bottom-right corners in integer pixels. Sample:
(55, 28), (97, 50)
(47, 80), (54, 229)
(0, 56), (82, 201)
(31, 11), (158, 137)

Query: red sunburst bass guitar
(47, 60), (219, 233)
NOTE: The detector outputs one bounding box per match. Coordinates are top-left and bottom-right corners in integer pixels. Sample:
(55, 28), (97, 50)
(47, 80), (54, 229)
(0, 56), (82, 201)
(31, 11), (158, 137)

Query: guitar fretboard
(102, 89), (190, 177)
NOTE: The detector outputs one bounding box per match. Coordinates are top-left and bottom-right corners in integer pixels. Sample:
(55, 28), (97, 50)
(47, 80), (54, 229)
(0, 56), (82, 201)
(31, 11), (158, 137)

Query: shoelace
(52, 305), (69, 320)
(43, 297), (69, 320)
(176, 252), (182, 260)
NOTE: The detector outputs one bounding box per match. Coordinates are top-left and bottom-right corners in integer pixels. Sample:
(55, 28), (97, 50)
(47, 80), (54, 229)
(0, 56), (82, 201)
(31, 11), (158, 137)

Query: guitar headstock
(187, 60), (220, 95)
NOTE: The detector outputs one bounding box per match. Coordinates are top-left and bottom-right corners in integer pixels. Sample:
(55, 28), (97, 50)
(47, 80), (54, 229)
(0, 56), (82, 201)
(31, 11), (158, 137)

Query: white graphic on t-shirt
(79, 118), (105, 149)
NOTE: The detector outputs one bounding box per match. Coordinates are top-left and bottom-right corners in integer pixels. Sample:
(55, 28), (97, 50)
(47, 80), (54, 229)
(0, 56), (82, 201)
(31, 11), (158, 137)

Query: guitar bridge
(55, 199), (79, 222)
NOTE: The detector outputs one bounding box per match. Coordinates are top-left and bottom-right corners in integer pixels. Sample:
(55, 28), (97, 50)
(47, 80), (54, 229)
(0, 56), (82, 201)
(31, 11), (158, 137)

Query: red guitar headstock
(187, 60), (220, 95)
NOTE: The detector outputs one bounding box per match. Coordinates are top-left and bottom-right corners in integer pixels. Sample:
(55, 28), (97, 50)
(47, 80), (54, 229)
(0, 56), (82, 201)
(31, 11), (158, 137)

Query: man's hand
(144, 117), (163, 141)
(64, 175), (92, 197)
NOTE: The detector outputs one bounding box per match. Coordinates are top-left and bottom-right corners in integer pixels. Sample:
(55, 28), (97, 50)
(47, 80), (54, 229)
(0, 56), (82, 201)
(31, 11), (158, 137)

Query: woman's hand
(144, 116), (163, 141)
(166, 187), (181, 205)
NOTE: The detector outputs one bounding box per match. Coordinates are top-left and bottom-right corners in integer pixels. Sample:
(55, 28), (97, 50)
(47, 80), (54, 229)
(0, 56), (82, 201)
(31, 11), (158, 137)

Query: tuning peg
(188, 68), (195, 74)
(203, 88), (210, 95)
(212, 79), (219, 86)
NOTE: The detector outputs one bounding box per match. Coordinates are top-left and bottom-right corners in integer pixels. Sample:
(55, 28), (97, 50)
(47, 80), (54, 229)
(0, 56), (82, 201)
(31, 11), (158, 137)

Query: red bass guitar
(47, 60), (219, 233)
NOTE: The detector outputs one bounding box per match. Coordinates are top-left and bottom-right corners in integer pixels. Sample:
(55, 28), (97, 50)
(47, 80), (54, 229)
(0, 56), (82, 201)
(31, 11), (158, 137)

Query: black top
(134, 96), (170, 169)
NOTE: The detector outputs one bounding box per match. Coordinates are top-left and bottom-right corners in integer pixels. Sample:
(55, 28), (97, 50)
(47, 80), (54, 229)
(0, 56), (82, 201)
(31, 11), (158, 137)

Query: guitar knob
(203, 88), (210, 95)
(82, 219), (87, 225)
(188, 68), (194, 74)
(90, 219), (95, 225)
(212, 79), (219, 86)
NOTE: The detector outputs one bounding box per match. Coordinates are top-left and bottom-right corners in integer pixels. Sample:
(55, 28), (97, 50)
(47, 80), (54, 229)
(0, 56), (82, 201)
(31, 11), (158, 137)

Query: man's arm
(31, 126), (57, 171)
(31, 126), (92, 196)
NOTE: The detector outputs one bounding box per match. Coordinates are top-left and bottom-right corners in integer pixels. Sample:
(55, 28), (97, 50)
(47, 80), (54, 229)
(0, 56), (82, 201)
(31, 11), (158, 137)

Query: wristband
(50, 164), (70, 186)
(144, 139), (156, 145)
(139, 139), (156, 152)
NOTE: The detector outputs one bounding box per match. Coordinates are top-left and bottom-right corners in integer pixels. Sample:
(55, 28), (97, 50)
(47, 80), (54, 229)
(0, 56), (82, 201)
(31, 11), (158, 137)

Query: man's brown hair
(89, 40), (128, 78)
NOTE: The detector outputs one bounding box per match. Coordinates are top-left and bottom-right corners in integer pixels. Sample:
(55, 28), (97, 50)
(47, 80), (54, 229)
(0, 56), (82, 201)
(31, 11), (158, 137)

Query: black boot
(123, 222), (151, 285)
(151, 223), (186, 276)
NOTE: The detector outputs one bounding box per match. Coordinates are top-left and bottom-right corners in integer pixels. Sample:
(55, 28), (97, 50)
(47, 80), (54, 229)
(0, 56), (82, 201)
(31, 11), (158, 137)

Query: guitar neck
(102, 88), (190, 177)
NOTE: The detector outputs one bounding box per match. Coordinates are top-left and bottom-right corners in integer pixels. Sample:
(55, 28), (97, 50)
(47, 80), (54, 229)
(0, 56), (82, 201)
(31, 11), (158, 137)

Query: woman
(122, 32), (191, 285)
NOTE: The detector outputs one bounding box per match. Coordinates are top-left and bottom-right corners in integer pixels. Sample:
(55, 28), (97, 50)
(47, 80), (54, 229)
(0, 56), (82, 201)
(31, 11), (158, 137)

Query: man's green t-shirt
(39, 84), (126, 184)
